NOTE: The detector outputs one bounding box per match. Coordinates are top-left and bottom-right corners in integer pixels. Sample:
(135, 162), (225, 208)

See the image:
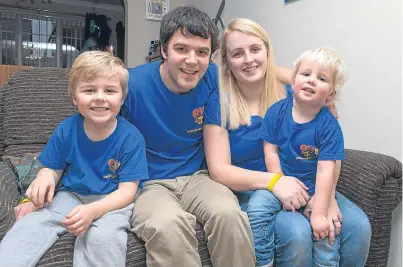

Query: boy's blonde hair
(218, 18), (285, 129)
(68, 51), (129, 100)
(291, 47), (347, 103)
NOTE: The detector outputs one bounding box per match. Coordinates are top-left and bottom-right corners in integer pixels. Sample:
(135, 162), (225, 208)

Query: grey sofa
(0, 67), (401, 267)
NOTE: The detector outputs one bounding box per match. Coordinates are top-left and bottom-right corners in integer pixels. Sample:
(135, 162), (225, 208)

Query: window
(0, 10), (85, 68)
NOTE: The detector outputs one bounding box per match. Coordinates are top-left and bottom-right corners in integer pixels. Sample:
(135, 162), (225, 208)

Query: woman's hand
(14, 201), (38, 221)
(271, 176), (310, 212)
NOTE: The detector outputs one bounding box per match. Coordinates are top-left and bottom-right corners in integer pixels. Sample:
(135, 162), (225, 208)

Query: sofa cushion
(2, 152), (44, 194)
(33, 222), (212, 266)
(0, 86), (4, 158)
(2, 68), (76, 157)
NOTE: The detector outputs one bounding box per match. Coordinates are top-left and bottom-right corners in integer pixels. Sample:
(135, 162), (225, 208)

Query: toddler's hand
(14, 201), (38, 221)
(62, 204), (98, 236)
(310, 213), (330, 241)
(327, 197), (343, 245)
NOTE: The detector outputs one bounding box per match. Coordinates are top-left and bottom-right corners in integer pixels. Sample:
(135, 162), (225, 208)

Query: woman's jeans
(237, 191), (371, 267)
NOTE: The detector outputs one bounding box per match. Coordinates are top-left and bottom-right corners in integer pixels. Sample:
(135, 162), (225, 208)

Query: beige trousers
(131, 170), (255, 267)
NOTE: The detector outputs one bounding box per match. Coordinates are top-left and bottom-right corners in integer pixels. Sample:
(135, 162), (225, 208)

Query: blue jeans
(237, 191), (371, 267)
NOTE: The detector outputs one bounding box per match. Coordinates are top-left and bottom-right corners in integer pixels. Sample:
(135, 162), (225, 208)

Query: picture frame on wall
(145, 0), (169, 21)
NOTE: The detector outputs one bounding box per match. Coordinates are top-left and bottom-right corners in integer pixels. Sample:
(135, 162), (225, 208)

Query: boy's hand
(310, 213), (330, 241)
(25, 173), (56, 208)
(272, 176), (310, 212)
(327, 197), (343, 245)
(14, 201), (38, 221)
(62, 204), (98, 236)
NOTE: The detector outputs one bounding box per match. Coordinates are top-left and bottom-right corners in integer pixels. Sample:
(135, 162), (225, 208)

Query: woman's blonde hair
(291, 47), (347, 103)
(218, 18), (285, 129)
(68, 51), (129, 100)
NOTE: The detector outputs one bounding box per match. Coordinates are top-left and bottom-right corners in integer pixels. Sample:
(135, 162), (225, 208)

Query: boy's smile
(73, 73), (124, 134)
(293, 58), (335, 107)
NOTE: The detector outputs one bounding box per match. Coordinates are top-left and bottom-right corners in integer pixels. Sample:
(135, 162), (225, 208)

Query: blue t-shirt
(258, 97), (345, 195)
(204, 89), (266, 173)
(204, 84), (293, 173)
(121, 61), (218, 180)
(38, 114), (149, 195)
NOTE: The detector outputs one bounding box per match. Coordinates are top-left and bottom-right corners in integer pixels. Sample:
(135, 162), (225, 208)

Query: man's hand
(62, 204), (98, 236)
(272, 176), (310, 212)
(327, 197), (343, 245)
(14, 201), (38, 221)
(311, 213), (330, 241)
(25, 171), (56, 208)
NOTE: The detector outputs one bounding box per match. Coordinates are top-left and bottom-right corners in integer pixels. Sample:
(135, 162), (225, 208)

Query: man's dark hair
(160, 6), (218, 59)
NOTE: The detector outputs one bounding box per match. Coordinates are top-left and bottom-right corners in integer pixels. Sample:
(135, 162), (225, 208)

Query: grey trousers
(0, 190), (133, 267)
(131, 170), (255, 267)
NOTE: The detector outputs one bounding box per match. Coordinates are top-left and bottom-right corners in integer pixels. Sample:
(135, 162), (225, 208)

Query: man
(121, 6), (255, 267)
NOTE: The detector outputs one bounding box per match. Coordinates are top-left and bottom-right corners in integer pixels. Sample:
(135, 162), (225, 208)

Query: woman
(204, 17), (371, 267)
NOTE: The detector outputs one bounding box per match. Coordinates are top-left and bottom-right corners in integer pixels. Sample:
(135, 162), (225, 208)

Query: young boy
(258, 47), (346, 266)
(0, 51), (149, 267)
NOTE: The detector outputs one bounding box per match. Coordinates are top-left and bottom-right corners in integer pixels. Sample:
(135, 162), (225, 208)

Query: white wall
(194, 0), (402, 162)
(124, 0), (192, 67)
(191, 1), (402, 266)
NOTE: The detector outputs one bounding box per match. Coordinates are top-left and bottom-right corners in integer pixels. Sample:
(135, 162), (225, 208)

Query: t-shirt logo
(103, 158), (121, 179)
(192, 106), (204, 124)
(298, 144), (318, 160)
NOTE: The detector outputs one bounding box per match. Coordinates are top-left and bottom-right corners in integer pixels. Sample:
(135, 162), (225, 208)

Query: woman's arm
(276, 66), (292, 84)
(263, 141), (283, 174)
(263, 141), (309, 211)
(204, 124), (276, 191)
(204, 124), (309, 209)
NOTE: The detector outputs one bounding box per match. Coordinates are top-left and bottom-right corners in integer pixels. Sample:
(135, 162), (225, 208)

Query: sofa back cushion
(2, 68), (76, 157)
(0, 86), (4, 157)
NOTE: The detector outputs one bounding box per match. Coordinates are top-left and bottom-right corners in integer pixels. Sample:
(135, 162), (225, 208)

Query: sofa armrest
(337, 149), (402, 216)
(0, 160), (21, 240)
(337, 149), (402, 267)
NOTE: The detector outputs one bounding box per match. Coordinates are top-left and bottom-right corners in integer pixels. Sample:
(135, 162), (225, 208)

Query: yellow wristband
(268, 173), (282, 191)
(20, 197), (30, 204)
